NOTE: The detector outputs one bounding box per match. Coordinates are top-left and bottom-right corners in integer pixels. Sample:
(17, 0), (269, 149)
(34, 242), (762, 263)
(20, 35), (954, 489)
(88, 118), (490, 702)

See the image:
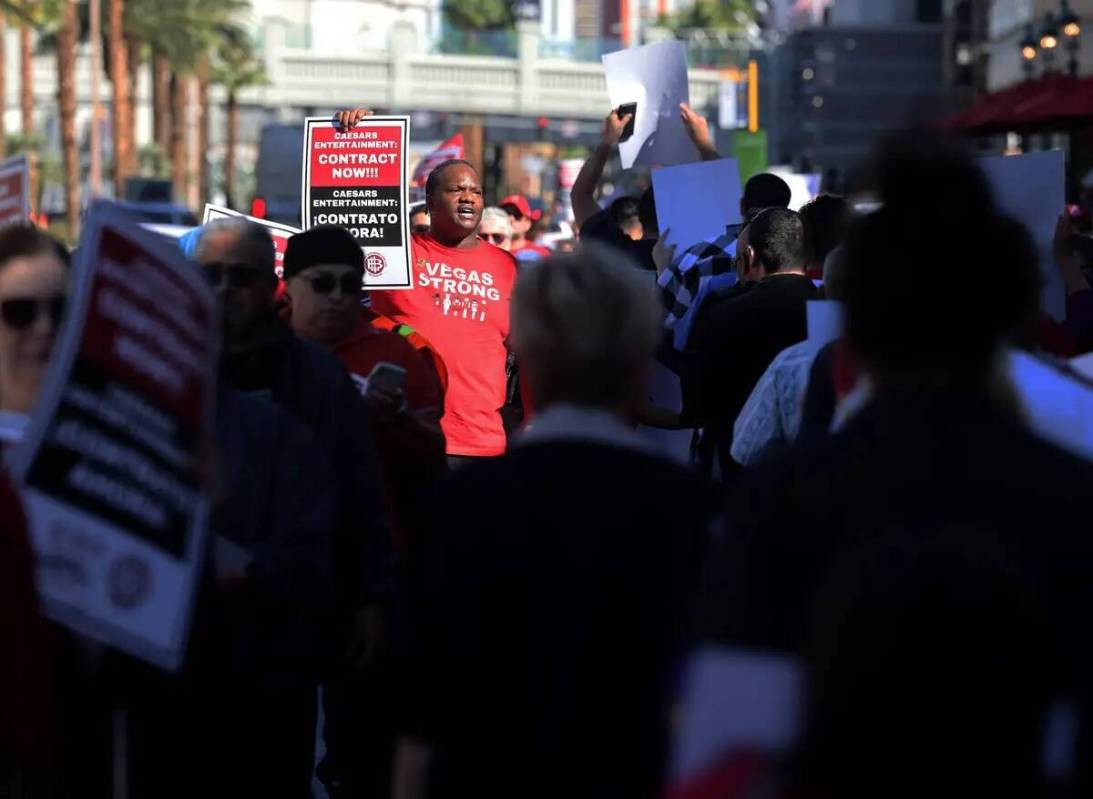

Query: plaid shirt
(657, 225), (741, 332)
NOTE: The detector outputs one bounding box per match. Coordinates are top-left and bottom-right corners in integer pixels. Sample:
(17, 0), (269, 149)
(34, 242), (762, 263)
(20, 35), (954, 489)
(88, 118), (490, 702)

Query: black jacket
(682, 272), (819, 473)
(399, 441), (719, 798)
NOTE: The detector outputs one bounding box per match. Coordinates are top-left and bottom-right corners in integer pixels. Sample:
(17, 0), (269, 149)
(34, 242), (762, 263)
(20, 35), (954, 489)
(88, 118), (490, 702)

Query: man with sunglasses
(500, 194), (550, 261)
(409, 204), (430, 236)
(338, 104), (519, 464)
(478, 207), (513, 251)
(195, 217), (394, 780)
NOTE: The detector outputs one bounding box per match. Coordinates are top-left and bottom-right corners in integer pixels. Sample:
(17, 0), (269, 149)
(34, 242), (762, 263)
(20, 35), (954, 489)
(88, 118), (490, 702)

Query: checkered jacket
(657, 225), (741, 331)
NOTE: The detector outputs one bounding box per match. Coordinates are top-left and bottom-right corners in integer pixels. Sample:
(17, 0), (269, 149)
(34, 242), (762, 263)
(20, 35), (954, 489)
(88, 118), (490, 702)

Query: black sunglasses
(411, 224), (430, 235)
(203, 262), (265, 290)
(308, 273), (361, 296)
(0, 295), (66, 331)
(483, 232), (508, 245)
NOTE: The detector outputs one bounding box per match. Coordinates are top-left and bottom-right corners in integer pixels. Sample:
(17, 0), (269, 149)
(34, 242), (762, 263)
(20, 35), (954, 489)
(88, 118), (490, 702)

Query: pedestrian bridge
(255, 22), (724, 119)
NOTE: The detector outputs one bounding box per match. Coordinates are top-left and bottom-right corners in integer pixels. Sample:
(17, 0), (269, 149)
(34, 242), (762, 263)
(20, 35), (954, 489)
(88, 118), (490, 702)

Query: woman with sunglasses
(478, 207), (513, 251)
(0, 224), (66, 793)
(0, 225), (68, 416)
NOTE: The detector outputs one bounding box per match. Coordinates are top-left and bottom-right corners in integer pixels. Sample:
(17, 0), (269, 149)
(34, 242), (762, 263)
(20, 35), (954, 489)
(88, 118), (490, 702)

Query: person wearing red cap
(500, 194), (551, 261)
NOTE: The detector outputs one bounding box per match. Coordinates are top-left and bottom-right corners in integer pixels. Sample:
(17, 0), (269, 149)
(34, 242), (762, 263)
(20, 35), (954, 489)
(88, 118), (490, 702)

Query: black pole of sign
(113, 704), (129, 799)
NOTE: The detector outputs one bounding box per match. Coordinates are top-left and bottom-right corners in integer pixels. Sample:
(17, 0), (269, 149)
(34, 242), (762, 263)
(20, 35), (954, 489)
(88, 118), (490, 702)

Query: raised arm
(572, 108), (632, 229)
(679, 103), (721, 162)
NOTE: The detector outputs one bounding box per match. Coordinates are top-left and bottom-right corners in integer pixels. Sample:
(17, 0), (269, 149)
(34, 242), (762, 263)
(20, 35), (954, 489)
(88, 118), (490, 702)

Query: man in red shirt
(337, 106), (518, 461)
(500, 194), (551, 261)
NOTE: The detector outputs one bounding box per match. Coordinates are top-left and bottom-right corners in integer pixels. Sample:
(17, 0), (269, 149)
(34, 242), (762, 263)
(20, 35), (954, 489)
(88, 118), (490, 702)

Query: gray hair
(197, 218), (276, 273)
(511, 243), (659, 410)
(479, 207), (513, 238)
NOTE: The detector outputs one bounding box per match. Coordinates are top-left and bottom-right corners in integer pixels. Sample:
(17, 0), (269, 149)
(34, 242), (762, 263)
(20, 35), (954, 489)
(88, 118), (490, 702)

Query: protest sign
(1006, 350), (1093, 462)
(302, 115), (412, 289)
(411, 132), (464, 188)
(652, 157), (741, 250)
(202, 203), (300, 279)
(806, 300), (844, 345)
(7, 201), (218, 671)
(603, 40), (697, 170)
(669, 647), (802, 796)
(978, 150), (1066, 319)
(0, 154), (30, 227)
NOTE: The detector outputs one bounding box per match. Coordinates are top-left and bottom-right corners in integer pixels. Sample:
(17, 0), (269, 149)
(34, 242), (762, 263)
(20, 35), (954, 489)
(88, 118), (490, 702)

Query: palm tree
(0, 13), (8, 159)
(56, 0), (77, 235)
(107, 0), (134, 197)
(212, 25), (264, 210)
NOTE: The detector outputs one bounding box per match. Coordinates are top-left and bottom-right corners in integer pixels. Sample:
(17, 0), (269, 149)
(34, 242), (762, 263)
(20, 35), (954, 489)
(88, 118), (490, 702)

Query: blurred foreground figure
(698, 133), (1093, 797)
(0, 226), (67, 794)
(394, 246), (718, 799)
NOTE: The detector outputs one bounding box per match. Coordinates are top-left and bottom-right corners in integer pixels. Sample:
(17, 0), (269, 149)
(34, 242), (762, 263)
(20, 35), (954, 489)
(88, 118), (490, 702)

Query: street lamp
(1060, 0), (1082, 75)
(1040, 12), (1059, 70)
(1022, 24), (1039, 78)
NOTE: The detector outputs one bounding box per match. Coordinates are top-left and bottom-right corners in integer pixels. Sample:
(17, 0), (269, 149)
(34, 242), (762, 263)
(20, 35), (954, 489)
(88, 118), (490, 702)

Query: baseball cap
(500, 194), (542, 221)
(283, 225), (363, 280)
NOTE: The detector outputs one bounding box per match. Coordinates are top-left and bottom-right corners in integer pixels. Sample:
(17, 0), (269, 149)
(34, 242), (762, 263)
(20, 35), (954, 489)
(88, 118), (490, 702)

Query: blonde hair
(479, 206), (513, 238)
(511, 244), (659, 410)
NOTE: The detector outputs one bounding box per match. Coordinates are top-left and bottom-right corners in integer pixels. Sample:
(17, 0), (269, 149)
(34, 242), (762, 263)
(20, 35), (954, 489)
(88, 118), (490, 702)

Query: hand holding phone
(368, 361), (407, 394)
(617, 102), (637, 143)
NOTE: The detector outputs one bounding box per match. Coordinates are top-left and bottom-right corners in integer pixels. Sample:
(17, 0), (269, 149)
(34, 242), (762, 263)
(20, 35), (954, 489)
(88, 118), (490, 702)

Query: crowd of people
(1, 101), (1093, 799)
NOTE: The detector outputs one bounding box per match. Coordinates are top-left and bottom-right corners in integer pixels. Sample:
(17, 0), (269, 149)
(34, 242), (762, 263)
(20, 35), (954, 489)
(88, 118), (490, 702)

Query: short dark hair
(609, 196), (641, 227)
(424, 159), (477, 199)
(409, 203), (428, 219)
(746, 207), (806, 273)
(743, 173), (792, 213)
(799, 194), (852, 264)
(637, 187), (658, 236)
(0, 224), (69, 272)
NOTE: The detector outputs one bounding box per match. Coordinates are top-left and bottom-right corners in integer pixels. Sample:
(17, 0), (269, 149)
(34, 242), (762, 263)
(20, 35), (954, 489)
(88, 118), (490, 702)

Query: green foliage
(137, 143), (169, 178)
(664, 0), (754, 34)
(211, 23), (266, 93)
(126, 0), (250, 73)
(443, 0), (513, 31)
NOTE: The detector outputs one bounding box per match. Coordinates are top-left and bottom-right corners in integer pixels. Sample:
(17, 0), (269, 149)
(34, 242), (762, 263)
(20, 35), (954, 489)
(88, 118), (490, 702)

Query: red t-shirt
(371, 233), (517, 457)
(332, 313), (442, 413)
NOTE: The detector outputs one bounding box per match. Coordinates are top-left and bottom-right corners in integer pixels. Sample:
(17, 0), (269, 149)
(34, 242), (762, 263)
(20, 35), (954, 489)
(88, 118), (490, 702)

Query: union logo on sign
(365, 252), (387, 276)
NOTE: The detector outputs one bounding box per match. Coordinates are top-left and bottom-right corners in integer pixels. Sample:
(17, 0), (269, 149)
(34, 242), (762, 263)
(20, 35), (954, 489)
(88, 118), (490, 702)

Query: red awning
(941, 73), (1093, 133)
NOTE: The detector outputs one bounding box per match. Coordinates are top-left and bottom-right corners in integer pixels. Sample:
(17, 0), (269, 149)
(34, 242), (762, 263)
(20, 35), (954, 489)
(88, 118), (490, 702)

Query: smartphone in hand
(617, 102), (638, 142)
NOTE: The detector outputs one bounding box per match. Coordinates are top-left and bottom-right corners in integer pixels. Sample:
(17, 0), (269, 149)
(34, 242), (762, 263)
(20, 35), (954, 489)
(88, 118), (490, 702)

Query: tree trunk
(224, 90), (238, 210)
(195, 55), (209, 207)
(19, 23), (31, 134)
(20, 22), (36, 211)
(0, 15), (7, 159)
(108, 0), (133, 196)
(170, 74), (186, 205)
(58, 0), (79, 238)
(153, 50), (171, 155)
(126, 35), (140, 171)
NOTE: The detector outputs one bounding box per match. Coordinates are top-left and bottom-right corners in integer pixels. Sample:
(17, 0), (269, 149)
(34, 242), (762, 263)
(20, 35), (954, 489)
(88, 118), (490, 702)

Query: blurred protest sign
(1007, 350), (1093, 462)
(979, 150), (1066, 319)
(7, 201), (218, 671)
(0, 154), (30, 227)
(603, 41), (697, 169)
(732, 129), (768, 183)
(203, 203), (300, 279)
(806, 300), (843, 345)
(669, 647), (802, 799)
(410, 132), (464, 189)
(768, 167), (822, 211)
(303, 115), (412, 289)
(652, 158), (741, 251)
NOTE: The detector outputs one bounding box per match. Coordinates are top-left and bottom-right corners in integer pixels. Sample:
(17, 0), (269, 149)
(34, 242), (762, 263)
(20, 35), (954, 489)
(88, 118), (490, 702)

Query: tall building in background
(769, 0), (947, 184)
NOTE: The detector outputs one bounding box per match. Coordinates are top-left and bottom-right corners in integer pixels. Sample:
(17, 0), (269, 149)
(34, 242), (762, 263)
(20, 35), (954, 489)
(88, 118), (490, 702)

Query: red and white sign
(8, 200), (218, 671)
(302, 115), (412, 290)
(202, 203), (299, 278)
(0, 155), (31, 227)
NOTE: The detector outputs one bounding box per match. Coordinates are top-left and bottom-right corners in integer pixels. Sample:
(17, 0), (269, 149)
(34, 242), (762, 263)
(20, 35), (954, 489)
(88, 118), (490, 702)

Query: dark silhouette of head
(742, 173), (792, 217)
